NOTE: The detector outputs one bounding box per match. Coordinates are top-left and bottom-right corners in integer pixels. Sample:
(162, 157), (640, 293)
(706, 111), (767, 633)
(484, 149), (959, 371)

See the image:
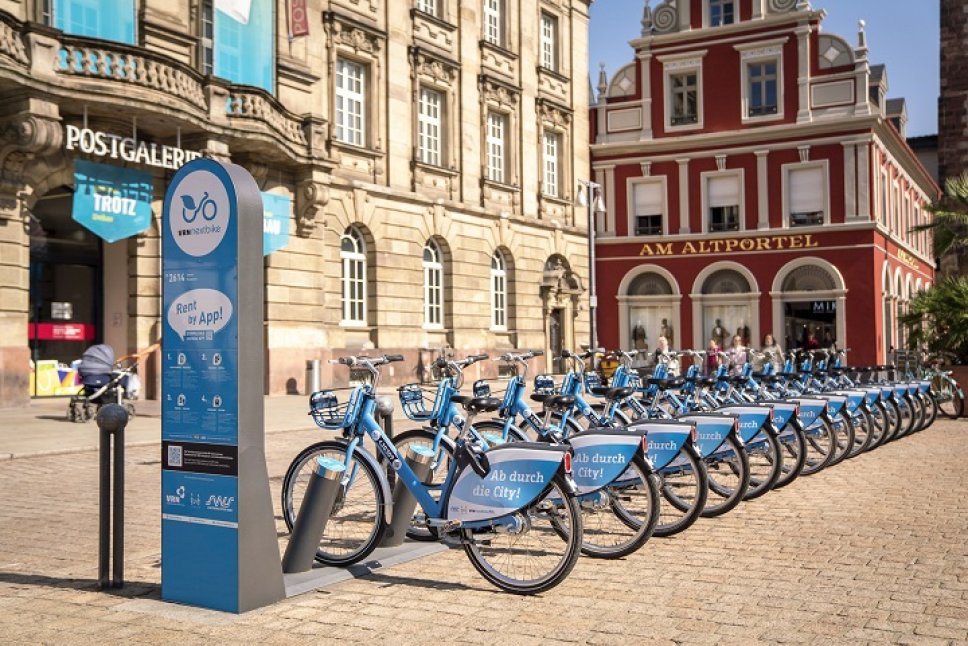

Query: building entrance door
(783, 301), (837, 351)
(28, 188), (103, 396)
(549, 308), (564, 373)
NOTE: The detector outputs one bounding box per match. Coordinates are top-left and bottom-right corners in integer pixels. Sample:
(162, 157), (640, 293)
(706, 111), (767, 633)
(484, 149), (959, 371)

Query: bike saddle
(777, 372), (797, 378)
(530, 392), (552, 403)
(698, 378), (717, 386)
(727, 375), (747, 384)
(589, 386), (609, 396)
(604, 386), (635, 400)
(646, 377), (667, 386)
(450, 395), (502, 414)
(542, 394), (576, 412)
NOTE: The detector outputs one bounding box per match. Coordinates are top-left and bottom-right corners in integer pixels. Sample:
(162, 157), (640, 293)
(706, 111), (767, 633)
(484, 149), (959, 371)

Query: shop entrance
(783, 301), (837, 351)
(28, 187), (103, 396)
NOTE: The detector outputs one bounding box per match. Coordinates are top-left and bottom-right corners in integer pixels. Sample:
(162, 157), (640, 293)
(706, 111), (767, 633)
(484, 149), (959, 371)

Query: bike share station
(157, 159), (444, 613)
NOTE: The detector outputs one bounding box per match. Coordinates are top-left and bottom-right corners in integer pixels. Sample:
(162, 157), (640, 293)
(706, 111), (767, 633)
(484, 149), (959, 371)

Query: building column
(638, 51), (653, 140)
(796, 25), (812, 123)
(857, 142), (871, 220)
(752, 0), (765, 19)
(755, 150), (770, 229)
(679, 0), (691, 31)
(842, 142), (857, 220)
(677, 158), (690, 234)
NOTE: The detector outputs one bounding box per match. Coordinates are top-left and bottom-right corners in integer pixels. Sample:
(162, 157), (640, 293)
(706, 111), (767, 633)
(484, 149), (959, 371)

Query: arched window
(423, 239), (444, 327)
(340, 227), (366, 324)
(490, 250), (507, 330)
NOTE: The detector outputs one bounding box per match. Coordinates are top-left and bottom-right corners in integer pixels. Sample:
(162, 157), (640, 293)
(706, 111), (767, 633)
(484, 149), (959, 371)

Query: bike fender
(567, 430), (642, 495)
(627, 419), (694, 470)
(445, 443), (568, 522)
(715, 405), (772, 443)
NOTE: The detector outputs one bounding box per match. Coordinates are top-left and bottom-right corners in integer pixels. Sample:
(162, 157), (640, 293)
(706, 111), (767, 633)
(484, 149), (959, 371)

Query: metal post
(380, 445), (435, 547)
(96, 404), (128, 590)
(282, 457), (345, 574)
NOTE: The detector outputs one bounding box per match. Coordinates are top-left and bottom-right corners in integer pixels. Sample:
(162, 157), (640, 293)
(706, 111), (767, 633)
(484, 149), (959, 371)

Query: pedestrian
(759, 333), (783, 372)
(729, 335), (748, 374)
(706, 338), (721, 375)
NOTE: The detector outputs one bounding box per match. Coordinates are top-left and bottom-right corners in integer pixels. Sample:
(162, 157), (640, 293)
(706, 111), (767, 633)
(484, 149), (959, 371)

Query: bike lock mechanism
(96, 403), (127, 589)
(380, 445), (436, 547)
(282, 457), (346, 574)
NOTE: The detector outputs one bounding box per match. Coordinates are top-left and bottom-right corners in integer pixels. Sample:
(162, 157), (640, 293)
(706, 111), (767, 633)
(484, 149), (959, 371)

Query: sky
(588, 1), (940, 137)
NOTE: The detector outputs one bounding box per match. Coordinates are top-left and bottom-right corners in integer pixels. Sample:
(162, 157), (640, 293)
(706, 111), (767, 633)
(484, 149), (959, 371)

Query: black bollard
(282, 457), (345, 574)
(96, 403), (128, 590)
(380, 445), (435, 547)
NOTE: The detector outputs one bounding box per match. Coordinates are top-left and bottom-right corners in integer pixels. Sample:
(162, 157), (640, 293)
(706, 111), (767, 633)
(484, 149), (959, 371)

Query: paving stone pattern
(0, 420), (967, 644)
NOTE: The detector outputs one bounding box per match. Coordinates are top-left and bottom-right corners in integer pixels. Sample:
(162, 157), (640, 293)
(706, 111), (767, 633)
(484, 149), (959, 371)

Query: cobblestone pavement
(0, 419), (966, 644)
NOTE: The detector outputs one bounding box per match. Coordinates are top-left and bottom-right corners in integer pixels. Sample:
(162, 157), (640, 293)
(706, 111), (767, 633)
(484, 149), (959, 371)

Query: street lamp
(576, 179), (606, 351)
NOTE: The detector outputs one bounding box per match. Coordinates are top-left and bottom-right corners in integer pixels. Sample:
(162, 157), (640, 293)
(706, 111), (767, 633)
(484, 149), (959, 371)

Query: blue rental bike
(281, 354), (584, 594)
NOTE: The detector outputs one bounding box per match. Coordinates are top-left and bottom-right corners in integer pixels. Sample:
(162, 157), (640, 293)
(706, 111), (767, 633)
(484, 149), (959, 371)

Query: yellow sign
(639, 233), (820, 257)
(897, 249), (919, 269)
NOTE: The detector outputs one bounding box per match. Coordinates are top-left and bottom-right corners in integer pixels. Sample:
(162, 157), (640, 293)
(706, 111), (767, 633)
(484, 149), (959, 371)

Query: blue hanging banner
(72, 159), (154, 243)
(55, 0), (136, 44)
(215, 0), (274, 93)
(262, 192), (290, 256)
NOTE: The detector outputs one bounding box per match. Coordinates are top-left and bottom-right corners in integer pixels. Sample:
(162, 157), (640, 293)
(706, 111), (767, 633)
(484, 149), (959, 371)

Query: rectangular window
(707, 174), (741, 232)
(748, 61), (778, 117)
(201, 0), (214, 76)
(788, 166), (825, 226)
(671, 73), (698, 125)
(486, 111), (507, 183)
(335, 59), (366, 147)
(542, 131), (560, 198)
(540, 13), (558, 71)
(210, 0), (274, 93)
(709, 0), (735, 27)
(55, 0), (135, 44)
(484, 0), (503, 47)
(41, 0), (54, 25)
(416, 0), (439, 17)
(418, 87), (442, 166)
(880, 171), (888, 223)
(892, 185), (900, 233)
(633, 182), (664, 236)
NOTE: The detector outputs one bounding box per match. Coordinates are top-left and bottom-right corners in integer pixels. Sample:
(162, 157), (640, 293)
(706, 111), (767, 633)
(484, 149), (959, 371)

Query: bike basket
(533, 374), (557, 394)
(473, 379), (491, 398)
(398, 384), (435, 422)
(309, 390), (352, 430)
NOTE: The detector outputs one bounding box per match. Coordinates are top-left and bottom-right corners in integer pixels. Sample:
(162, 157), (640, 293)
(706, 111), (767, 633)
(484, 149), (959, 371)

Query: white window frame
(879, 169), (889, 224)
(540, 12), (558, 72)
(486, 111), (507, 184)
(340, 228), (367, 326)
(542, 130), (560, 198)
(660, 53), (706, 133)
(701, 169), (746, 234)
(490, 251), (508, 331)
(735, 40), (786, 124)
(418, 86), (443, 166)
(782, 161), (830, 228)
(423, 240), (444, 329)
(892, 182), (900, 235)
(200, 0), (214, 76)
(627, 176), (668, 237)
(415, 0), (439, 18)
(704, 0), (736, 28)
(335, 58), (366, 147)
(483, 0), (503, 47)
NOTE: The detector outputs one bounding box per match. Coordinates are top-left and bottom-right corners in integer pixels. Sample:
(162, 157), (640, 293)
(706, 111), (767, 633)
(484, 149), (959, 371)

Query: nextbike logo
(165, 485), (186, 505)
(168, 168), (230, 257)
(206, 495), (235, 511)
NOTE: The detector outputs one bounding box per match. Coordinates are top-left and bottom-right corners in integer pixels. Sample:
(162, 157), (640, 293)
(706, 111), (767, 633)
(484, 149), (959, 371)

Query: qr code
(168, 445), (183, 468)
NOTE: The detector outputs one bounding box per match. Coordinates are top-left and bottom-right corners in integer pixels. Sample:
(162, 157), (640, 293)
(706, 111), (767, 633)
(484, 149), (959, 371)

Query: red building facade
(590, 0), (939, 364)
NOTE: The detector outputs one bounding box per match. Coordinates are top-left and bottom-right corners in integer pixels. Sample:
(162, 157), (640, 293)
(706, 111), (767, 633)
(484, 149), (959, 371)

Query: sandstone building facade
(0, 0), (592, 406)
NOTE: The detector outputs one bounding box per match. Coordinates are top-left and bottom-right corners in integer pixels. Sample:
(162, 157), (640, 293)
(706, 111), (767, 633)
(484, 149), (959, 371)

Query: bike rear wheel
(827, 412), (855, 467)
(281, 440), (386, 567)
(743, 430), (782, 500)
(701, 435), (750, 518)
(936, 378), (965, 419)
(580, 455), (660, 558)
(773, 422), (806, 489)
(462, 473), (582, 594)
(801, 416), (836, 475)
(847, 409), (874, 458)
(653, 447), (708, 536)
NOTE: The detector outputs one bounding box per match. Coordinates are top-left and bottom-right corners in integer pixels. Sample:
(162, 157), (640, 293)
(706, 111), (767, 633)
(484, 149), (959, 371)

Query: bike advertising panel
(161, 159), (283, 613)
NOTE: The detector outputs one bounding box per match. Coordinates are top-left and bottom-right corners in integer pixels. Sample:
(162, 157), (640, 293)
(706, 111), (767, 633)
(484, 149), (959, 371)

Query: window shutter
(788, 166), (824, 213)
(633, 182), (664, 215)
(708, 174), (740, 207)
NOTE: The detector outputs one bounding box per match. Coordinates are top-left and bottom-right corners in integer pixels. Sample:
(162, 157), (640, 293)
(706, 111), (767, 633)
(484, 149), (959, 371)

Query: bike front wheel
(653, 447), (708, 537)
(701, 435), (750, 518)
(462, 473), (582, 594)
(743, 430), (782, 500)
(936, 378), (965, 419)
(281, 440), (387, 567)
(774, 422), (806, 489)
(801, 416), (836, 475)
(580, 455), (659, 559)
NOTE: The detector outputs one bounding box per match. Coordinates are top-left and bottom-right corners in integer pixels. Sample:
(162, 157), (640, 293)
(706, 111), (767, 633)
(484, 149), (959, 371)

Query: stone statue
(632, 321), (648, 350)
(660, 318), (674, 347)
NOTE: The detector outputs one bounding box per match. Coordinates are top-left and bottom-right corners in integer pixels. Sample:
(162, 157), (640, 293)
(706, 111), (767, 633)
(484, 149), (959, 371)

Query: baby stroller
(68, 344), (140, 422)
